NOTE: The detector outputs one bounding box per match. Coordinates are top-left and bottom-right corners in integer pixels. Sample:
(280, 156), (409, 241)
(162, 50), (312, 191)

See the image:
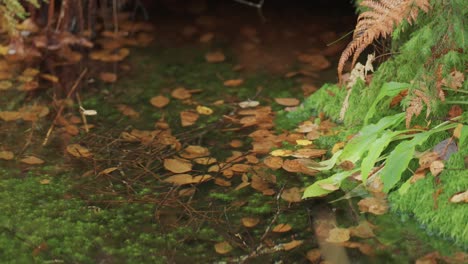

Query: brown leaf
(231, 164), (250, 173)
(292, 148), (327, 159)
(214, 241), (232, 254)
(0, 111), (22, 121)
(214, 178), (231, 187)
(281, 187), (302, 203)
(272, 223), (292, 233)
(171, 87), (192, 100)
(326, 227), (350, 243)
(241, 217), (260, 228)
(150, 95), (170, 108)
(164, 174), (212, 185)
(224, 79), (244, 87)
(449, 190), (468, 203)
(306, 249), (321, 263)
(349, 221), (375, 238)
(358, 197), (388, 215)
(229, 139), (243, 148)
(274, 98), (300, 107)
(117, 104), (140, 118)
(429, 160), (444, 176)
(205, 51), (225, 63)
(99, 72), (117, 83)
(180, 111), (199, 126)
(282, 240), (303, 251)
(98, 167), (119, 175)
(20, 156), (45, 165)
(0, 150), (14, 160)
(163, 158), (192, 173)
(66, 144), (93, 158)
(263, 156), (283, 170)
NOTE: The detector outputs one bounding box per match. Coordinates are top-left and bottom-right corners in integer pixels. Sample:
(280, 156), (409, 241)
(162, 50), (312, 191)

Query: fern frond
(338, 0), (431, 83)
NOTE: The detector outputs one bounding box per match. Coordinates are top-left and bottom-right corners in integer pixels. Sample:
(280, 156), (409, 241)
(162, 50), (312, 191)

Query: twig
(42, 68), (88, 146)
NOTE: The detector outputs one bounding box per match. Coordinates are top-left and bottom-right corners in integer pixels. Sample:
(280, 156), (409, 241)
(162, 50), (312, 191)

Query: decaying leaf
(272, 223), (292, 233)
(214, 241), (233, 254)
(263, 156), (283, 170)
(66, 144), (93, 158)
(281, 187), (302, 203)
(163, 158), (192, 173)
(20, 156), (45, 165)
(150, 95), (170, 108)
(326, 227), (350, 243)
(358, 197), (388, 215)
(429, 160), (444, 176)
(241, 217), (260, 228)
(164, 174), (212, 185)
(274, 98), (300, 107)
(0, 150), (14, 160)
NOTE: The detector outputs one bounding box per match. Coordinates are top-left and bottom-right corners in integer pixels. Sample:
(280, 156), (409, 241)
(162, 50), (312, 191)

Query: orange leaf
(180, 111), (199, 126)
(150, 95), (170, 108)
(20, 156), (45, 165)
(205, 51), (225, 63)
(163, 158), (192, 173)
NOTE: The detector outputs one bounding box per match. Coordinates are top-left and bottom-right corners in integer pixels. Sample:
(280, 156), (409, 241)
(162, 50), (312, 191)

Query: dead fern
(338, 0), (431, 83)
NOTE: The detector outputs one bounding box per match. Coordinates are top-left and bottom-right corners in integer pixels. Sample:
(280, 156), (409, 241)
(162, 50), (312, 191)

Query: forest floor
(0, 3), (465, 263)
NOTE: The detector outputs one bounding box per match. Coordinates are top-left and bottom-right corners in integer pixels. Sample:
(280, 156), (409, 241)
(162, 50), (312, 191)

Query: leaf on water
(214, 178), (231, 187)
(0, 150), (14, 160)
(196, 105), (213, 115)
(349, 221), (375, 238)
(163, 158), (192, 173)
(449, 190), (468, 203)
(66, 144), (93, 158)
(205, 51), (225, 63)
(241, 217), (260, 228)
(214, 241), (232, 254)
(274, 98), (300, 107)
(263, 156), (283, 170)
(180, 111), (199, 126)
(117, 104), (140, 118)
(99, 72), (117, 83)
(171, 87), (192, 100)
(281, 187), (302, 203)
(150, 95), (170, 108)
(295, 121), (318, 133)
(282, 239), (304, 251)
(272, 223), (292, 233)
(164, 174), (212, 185)
(357, 197), (388, 215)
(326, 228), (350, 243)
(429, 160), (444, 176)
(223, 79), (244, 87)
(20, 156), (45, 165)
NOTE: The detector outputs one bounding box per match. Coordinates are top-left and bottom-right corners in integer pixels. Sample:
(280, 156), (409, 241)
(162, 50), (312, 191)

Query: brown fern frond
(338, 0), (431, 84)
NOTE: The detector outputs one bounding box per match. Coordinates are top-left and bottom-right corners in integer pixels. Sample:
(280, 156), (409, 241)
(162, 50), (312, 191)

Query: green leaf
(360, 130), (399, 184)
(381, 132), (431, 192)
(459, 125), (468, 147)
(365, 82), (409, 123)
(307, 150), (342, 171)
(302, 170), (356, 199)
(339, 113), (405, 164)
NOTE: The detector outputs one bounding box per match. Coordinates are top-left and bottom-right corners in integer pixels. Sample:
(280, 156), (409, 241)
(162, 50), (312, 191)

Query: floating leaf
(150, 95), (170, 108)
(357, 197), (388, 215)
(163, 158), (192, 173)
(20, 156), (44, 165)
(214, 241), (232, 254)
(241, 217), (260, 227)
(270, 149), (293, 157)
(281, 187), (302, 203)
(295, 139), (312, 146)
(66, 144), (93, 158)
(238, 100), (259, 108)
(272, 223), (292, 233)
(0, 150), (14, 160)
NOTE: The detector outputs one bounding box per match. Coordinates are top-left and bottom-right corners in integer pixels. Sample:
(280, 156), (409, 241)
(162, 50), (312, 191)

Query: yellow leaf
(205, 51), (225, 63)
(39, 179), (51, 185)
(196, 105), (213, 115)
(270, 149), (293, 157)
(296, 139), (312, 146)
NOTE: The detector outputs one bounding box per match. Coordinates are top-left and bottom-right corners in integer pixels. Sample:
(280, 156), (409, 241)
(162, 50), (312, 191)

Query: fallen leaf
(238, 100), (259, 108)
(449, 190), (468, 203)
(180, 145), (210, 159)
(193, 157), (217, 165)
(292, 148), (327, 159)
(99, 72), (117, 83)
(275, 98), (300, 107)
(150, 95), (170, 108)
(326, 228), (350, 243)
(199, 32), (214, 43)
(214, 178), (231, 187)
(306, 249), (321, 262)
(430, 160), (444, 176)
(20, 156), (44, 165)
(281, 187), (302, 203)
(282, 240), (303, 251)
(40, 73), (59, 83)
(318, 183), (339, 191)
(229, 139), (243, 148)
(117, 104), (140, 118)
(98, 167), (119, 175)
(196, 105), (213, 115)
(270, 149), (293, 157)
(296, 139), (312, 146)
(180, 111), (199, 126)
(231, 164), (250, 173)
(214, 241), (232, 254)
(0, 111), (22, 121)
(205, 51), (225, 63)
(272, 223), (292, 233)
(164, 174), (212, 185)
(163, 158), (192, 173)
(263, 156), (283, 170)
(358, 197), (388, 215)
(0, 80), (12, 90)
(224, 79), (244, 87)
(39, 179), (50, 185)
(349, 221), (375, 238)
(241, 217), (260, 228)
(0, 150), (14, 160)
(66, 144), (93, 158)
(171, 87), (192, 100)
